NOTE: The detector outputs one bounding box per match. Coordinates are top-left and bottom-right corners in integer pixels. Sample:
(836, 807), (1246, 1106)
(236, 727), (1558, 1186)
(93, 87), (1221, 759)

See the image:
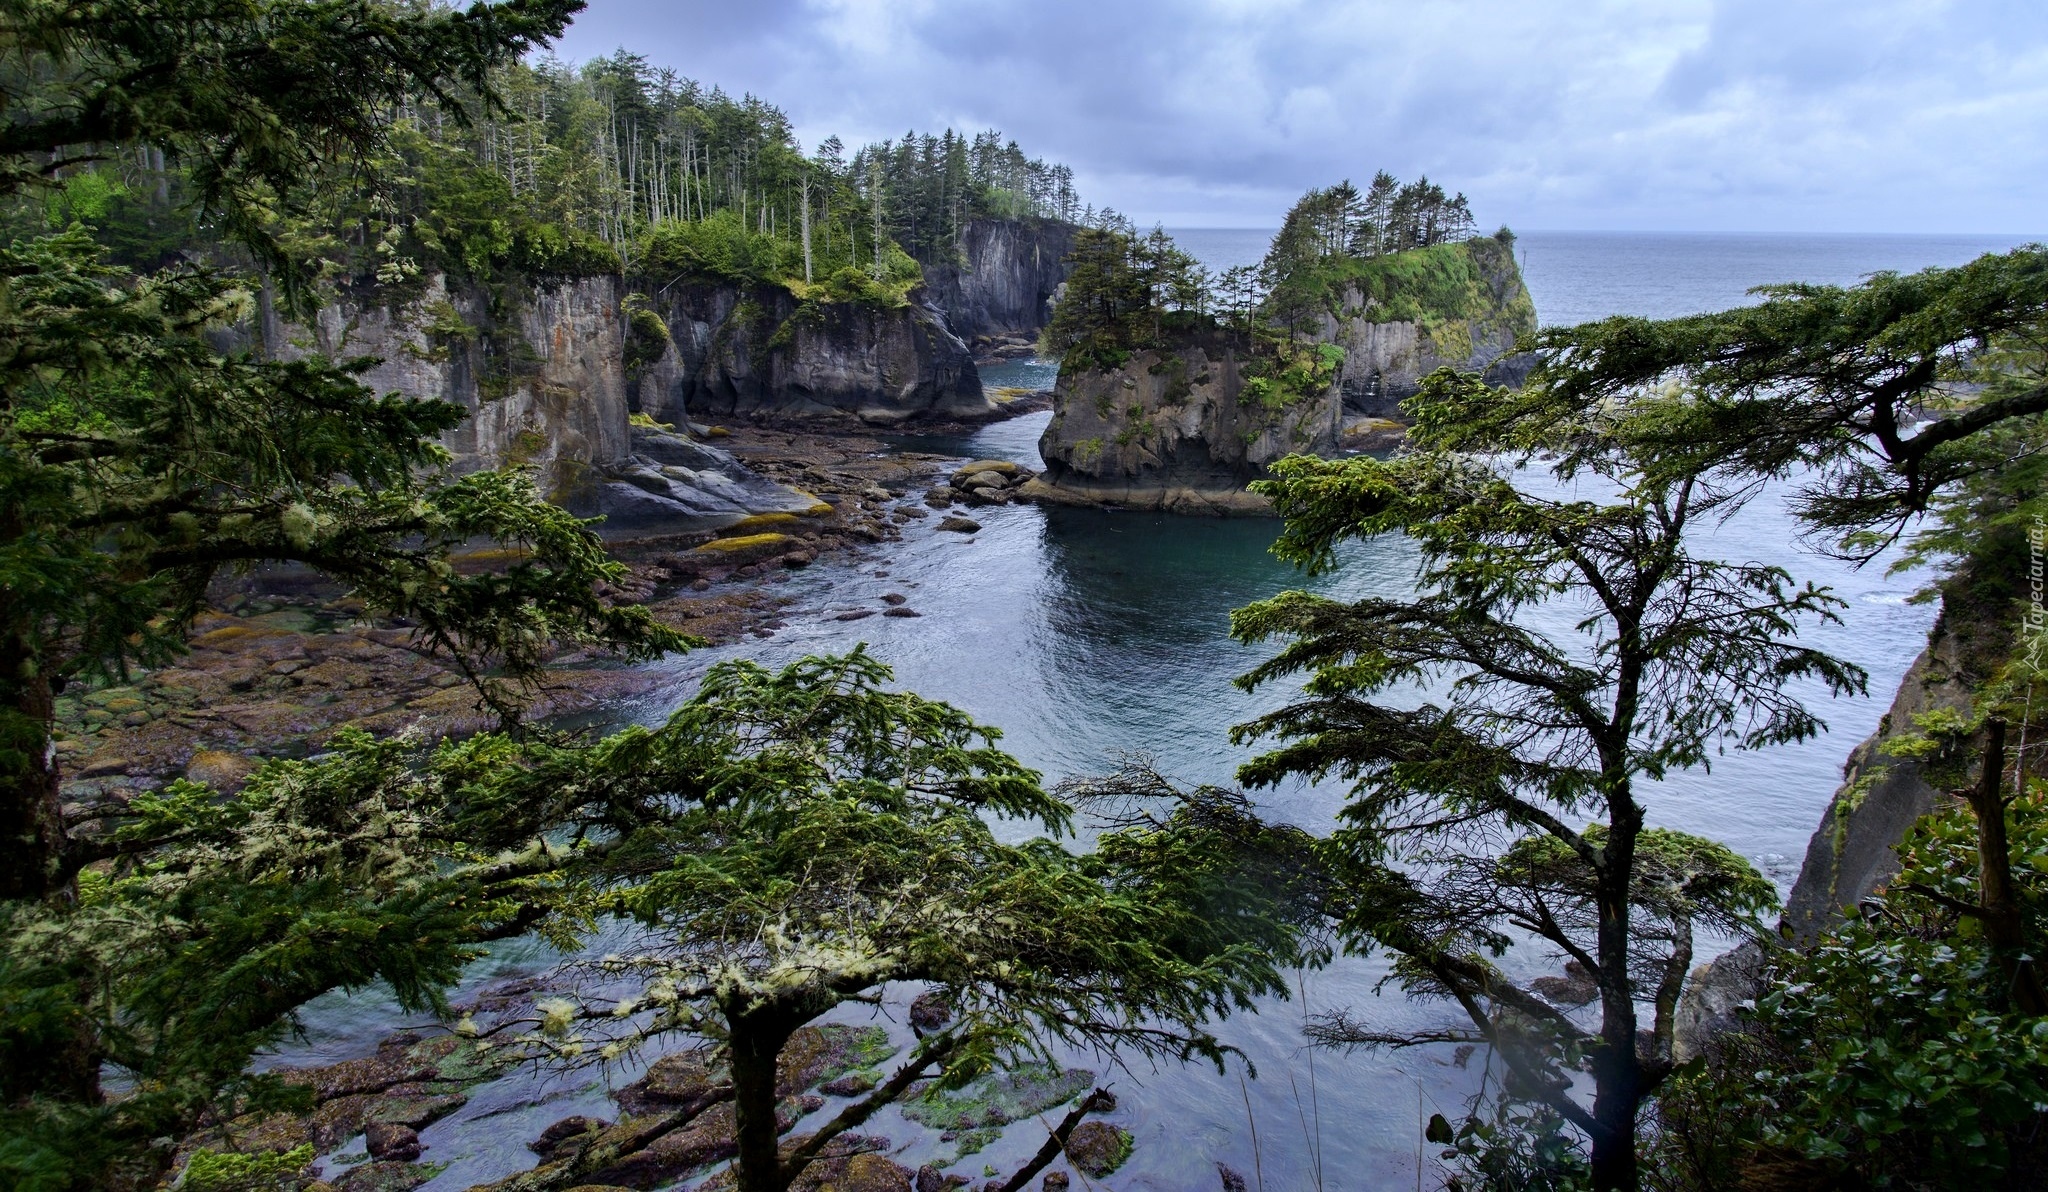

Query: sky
(549, 0), (2048, 235)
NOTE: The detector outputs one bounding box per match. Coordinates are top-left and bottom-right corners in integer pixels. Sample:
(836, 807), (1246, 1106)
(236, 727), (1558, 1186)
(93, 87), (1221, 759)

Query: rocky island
(1024, 181), (1536, 513)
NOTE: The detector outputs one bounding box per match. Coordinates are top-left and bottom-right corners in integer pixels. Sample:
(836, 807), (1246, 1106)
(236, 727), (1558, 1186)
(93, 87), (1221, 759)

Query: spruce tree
(1231, 368), (1865, 1191)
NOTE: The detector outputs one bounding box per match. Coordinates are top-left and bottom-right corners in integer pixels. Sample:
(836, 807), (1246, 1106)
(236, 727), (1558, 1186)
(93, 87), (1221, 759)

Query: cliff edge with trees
(1025, 178), (1536, 514)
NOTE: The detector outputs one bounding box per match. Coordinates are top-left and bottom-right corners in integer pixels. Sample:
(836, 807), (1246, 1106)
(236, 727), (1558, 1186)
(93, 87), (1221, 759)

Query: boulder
(1064, 1122), (1131, 1178)
(1531, 960), (1599, 1007)
(937, 517), (981, 534)
(613, 1047), (719, 1117)
(925, 486), (961, 507)
(363, 1121), (420, 1162)
(1672, 941), (1766, 1063)
(184, 749), (257, 792)
(836, 1153), (915, 1192)
(365, 1092), (466, 1131)
(531, 1115), (611, 1158)
(908, 990), (953, 1033)
(952, 460), (1021, 485)
(1042, 1174), (1070, 1191)
(820, 1072), (876, 1097)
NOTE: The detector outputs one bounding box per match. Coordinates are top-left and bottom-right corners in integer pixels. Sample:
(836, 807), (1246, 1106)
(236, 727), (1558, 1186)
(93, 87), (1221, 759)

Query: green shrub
(639, 210), (783, 286)
(1655, 787), (2048, 1189)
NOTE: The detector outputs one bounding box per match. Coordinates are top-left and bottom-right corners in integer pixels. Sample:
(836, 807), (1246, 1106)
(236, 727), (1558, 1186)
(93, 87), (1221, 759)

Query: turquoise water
(295, 232), (2036, 1190)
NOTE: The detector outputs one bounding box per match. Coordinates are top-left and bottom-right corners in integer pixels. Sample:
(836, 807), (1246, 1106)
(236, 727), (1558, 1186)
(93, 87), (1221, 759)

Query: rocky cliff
(243, 272), (817, 535)
(1027, 235), (1536, 513)
(1321, 233), (1538, 419)
(918, 217), (1076, 342)
(1675, 595), (2007, 1057)
(632, 282), (989, 427)
(1023, 337), (1338, 515)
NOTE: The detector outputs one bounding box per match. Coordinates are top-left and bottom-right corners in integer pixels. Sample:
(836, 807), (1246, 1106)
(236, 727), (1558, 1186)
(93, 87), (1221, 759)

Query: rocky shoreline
(53, 407), (1048, 803)
(204, 996), (1127, 1192)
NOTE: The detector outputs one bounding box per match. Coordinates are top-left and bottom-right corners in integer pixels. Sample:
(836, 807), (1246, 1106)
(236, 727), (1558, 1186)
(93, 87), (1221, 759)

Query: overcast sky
(550, 0), (2047, 234)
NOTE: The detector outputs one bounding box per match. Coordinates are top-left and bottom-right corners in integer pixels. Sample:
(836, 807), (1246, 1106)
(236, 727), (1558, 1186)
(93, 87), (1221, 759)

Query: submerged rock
(1063, 1121), (1132, 1178)
(530, 1114), (611, 1158)
(332, 1161), (432, 1192)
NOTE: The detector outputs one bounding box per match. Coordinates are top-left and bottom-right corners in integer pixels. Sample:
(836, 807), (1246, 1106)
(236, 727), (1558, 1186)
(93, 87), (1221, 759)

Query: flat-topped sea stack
(1022, 331), (1327, 516)
(1026, 226), (1537, 514)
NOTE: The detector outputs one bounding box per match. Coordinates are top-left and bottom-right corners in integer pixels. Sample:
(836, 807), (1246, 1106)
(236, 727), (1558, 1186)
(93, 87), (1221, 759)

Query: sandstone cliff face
(1024, 341), (1339, 515)
(1780, 618), (1981, 942)
(1320, 235), (1538, 419)
(1675, 602), (1994, 1058)
(634, 283), (989, 426)
(918, 218), (1076, 340)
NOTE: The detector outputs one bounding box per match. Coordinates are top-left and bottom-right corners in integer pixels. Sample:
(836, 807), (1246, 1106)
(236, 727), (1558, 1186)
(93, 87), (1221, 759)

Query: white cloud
(552, 0), (2048, 232)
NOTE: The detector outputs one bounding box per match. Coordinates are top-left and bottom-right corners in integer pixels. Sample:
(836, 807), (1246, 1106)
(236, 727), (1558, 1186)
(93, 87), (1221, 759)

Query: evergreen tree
(1230, 369), (1865, 1191)
(0, 2), (694, 1186)
(491, 651), (1317, 1192)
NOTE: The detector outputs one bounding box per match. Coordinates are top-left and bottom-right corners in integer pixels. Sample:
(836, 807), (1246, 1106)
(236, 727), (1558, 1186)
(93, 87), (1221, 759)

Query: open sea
(286, 229), (2041, 1190)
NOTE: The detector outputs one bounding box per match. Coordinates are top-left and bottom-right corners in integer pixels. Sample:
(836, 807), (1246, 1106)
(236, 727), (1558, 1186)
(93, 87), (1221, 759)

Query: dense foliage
(492, 651), (1319, 1192)
(1652, 784), (2048, 1190)
(1229, 367), (1864, 1192)
(0, 2), (710, 1188)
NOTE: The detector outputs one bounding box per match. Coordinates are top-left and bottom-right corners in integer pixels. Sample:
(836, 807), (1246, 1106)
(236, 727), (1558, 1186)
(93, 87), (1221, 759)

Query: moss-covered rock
(1063, 1121), (1132, 1178)
(902, 1065), (1095, 1159)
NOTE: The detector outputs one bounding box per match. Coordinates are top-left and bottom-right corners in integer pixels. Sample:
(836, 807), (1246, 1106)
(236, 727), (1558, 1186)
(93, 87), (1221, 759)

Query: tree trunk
(0, 626), (103, 1113)
(1589, 791), (1644, 1192)
(729, 1012), (795, 1192)
(1587, 1061), (1640, 1192)
(0, 626), (69, 903)
(1967, 720), (2047, 1015)
(799, 175), (814, 285)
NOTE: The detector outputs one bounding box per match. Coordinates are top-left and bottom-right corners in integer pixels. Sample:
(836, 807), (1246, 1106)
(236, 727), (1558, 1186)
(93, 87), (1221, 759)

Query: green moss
(1423, 317), (1477, 364)
(504, 429), (549, 466)
(623, 296), (672, 375)
(1241, 340), (1343, 412)
(1310, 237), (1535, 337)
(694, 532), (794, 553)
(1071, 437), (1104, 468)
(405, 299), (476, 364)
(902, 1064), (1096, 1159)
(179, 1145), (315, 1192)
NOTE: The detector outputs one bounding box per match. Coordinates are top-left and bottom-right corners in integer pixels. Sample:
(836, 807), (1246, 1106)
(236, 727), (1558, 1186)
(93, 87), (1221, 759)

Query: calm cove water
(288, 231), (2040, 1190)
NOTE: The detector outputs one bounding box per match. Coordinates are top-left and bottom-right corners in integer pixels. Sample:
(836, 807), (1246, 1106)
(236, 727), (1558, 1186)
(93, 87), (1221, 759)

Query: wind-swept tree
(1486, 246), (2048, 548)
(1229, 369), (1866, 1191)
(0, 1), (698, 1186)
(482, 651), (1317, 1192)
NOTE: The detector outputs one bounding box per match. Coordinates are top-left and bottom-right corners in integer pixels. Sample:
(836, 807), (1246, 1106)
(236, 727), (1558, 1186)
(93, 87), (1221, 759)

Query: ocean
(290, 229), (2040, 1190)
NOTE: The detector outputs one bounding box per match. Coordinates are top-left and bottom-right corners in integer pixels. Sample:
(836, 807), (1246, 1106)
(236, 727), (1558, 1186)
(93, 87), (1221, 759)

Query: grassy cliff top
(1318, 235), (1536, 332)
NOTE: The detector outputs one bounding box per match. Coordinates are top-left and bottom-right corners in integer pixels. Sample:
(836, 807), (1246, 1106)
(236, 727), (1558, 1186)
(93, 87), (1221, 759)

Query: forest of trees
(472, 52), (1084, 271)
(15, 47), (1086, 309)
(6, 4), (2048, 1192)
